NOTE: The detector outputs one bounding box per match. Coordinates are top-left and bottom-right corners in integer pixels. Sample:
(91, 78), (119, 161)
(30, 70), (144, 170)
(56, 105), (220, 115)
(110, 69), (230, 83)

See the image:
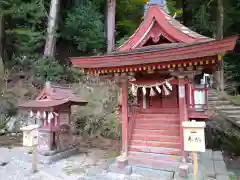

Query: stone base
(179, 162), (189, 178)
(107, 155), (132, 175)
(108, 162), (132, 175)
(38, 146), (79, 164)
(116, 155), (128, 169)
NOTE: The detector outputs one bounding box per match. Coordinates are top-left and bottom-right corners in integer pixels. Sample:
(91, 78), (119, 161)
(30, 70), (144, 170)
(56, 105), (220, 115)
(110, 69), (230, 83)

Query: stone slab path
(0, 147), (175, 180)
(0, 146), (236, 180)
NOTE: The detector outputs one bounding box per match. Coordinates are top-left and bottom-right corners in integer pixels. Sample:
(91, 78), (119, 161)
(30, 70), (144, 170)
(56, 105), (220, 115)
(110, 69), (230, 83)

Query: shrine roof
(18, 99), (71, 109)
(118, 4), (213, 51)
(70, 36), (237, 69)
(18, 83), (87, 109)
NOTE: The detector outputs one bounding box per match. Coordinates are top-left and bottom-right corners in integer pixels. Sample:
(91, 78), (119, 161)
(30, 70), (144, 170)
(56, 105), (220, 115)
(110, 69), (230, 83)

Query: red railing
(128, 104), (138, 142)
(188, 87), (208, 112)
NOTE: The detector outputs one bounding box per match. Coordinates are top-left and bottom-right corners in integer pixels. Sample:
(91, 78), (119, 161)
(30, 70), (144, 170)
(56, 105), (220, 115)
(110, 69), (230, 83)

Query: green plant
(0, 115), (10, 134)
(71, 77), (121, 139)
(230, 175), (237, 180)
(62, 1), (105, 54)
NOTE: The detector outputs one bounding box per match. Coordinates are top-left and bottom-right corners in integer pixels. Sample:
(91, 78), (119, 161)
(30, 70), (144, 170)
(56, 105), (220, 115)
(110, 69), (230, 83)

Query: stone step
(135, 124), (180, 130)
(208, 101), (231, 105)
(208, 96), (220, 100)
(128, 151), (181, 162)
(215, 105), (240, 110)
(131, 140), (181, 149)
(221, 110), (240, 115)
(133, 129), (180, 136)
(132, 134), (180, 143)
(132, 166), (174, 180)
(228, 114), (240, 119)
(128, 156), (180, 171)
(129, 145), (181, 155)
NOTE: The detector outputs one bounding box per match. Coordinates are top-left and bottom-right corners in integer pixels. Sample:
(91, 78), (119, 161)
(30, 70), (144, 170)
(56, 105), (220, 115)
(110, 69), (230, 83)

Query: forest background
(0, 0), (240, 139)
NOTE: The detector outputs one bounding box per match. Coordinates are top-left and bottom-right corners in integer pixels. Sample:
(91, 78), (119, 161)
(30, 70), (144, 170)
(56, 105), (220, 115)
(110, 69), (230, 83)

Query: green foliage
(72, 77), (121, 140)
(62, 1), (105, 54)
(11, 54), (65, 83)
(6, 28), (44, 53)
(116, 0), (146, 38)
(0, 115), (10, 134)
(166, 0), (183, 16)
(3, 0), (46, 54)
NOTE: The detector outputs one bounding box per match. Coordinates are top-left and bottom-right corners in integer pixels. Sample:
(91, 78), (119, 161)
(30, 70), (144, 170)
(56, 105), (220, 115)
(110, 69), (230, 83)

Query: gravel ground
(0, 147), (156, 180)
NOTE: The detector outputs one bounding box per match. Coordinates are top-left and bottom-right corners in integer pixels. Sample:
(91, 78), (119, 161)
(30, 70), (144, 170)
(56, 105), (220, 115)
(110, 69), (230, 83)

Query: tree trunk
(44, 0), (60, 57)
(107, 0), (116, 53)
(215, 0), (224, 91)
(104, 0), (108, 45)
(0, 12), (5, 83)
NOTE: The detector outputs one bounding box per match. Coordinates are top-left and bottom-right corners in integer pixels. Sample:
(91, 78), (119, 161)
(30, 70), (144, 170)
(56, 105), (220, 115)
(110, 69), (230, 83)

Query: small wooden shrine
(70, 3), (237, 173)
(18, 82), (87, 152)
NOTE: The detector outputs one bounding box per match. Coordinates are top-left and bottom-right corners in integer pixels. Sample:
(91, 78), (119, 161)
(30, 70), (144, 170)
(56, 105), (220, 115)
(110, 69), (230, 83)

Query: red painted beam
(70, 36), (237, 69)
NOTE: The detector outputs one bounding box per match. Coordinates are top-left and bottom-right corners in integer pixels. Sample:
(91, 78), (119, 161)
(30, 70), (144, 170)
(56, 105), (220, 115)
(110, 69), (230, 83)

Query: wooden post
(193, 152), (198, 180)
(32, 145), (38, 173)
(121, 76), (128, 156)
(178, 76), (188, 160)
(117, 75), (129, 168)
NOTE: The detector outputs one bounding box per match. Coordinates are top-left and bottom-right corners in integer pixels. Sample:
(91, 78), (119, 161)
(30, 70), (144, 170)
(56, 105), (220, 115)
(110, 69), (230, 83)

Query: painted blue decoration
(144, 0), (169, 16)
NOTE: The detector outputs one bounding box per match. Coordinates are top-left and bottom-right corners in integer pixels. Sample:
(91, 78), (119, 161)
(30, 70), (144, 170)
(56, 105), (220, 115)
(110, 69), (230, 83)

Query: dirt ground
(0, 134), (23, 148)
(0, 134), (121, 157)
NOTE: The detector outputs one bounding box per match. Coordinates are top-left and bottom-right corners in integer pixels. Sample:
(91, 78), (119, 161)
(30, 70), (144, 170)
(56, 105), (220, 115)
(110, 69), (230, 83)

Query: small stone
(0, 161), (8, 166)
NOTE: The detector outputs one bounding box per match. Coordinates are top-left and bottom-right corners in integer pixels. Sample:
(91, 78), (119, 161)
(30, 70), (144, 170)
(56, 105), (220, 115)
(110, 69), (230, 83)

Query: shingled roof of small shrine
(18, 83), (87, 109)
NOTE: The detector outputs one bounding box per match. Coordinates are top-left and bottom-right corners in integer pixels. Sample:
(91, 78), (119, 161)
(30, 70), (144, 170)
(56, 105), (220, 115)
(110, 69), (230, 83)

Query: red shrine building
(70, 4), (237, 172)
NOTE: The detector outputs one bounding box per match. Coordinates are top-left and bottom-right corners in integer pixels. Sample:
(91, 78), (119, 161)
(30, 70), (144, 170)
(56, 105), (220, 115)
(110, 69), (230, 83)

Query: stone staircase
(208, 89), (240, 128)
(128, 113), (182, 172)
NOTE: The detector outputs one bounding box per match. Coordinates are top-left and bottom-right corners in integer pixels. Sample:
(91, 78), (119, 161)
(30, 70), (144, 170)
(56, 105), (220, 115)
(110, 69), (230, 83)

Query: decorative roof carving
(118, 4), (213, 51)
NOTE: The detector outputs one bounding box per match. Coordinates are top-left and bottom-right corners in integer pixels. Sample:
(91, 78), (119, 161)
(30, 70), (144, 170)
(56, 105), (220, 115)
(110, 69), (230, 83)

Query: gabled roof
(118, 4), (213, 51)
(18, 83), (87, 109)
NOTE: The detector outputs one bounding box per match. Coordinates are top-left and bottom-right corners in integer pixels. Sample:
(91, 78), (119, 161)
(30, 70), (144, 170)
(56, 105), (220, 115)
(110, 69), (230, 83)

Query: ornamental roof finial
(147, 0), (165, 7)
(144, 0), (169, 16)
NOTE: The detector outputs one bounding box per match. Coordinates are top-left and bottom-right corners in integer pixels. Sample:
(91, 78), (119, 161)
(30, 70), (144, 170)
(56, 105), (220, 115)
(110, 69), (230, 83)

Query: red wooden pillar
(117, 76), (129, 168)
(178, 76), (188, 161)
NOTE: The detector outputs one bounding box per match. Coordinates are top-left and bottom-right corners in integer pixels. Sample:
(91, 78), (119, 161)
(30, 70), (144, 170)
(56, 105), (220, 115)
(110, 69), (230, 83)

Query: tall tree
(107, 0), (116, 53)
(216, 0), (224, 91)
(44, 0), (60, 57)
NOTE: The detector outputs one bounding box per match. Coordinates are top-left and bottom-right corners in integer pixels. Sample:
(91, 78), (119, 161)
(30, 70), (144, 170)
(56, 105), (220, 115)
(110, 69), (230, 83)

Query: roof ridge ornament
(144, 0), (169, 16)
(147, 0), (165, 7)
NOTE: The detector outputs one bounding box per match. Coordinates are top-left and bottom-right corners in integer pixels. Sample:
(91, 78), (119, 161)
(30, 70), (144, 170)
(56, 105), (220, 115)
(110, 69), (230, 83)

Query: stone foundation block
(108, 163), (132, 175)
(216, 175), (231, 180)
(214, 161), (228, 175)
(199, 150), (213, 160)
(179, 162), (189, 178)
(213, 151), (224, 161)
(200, 159), (215, 177)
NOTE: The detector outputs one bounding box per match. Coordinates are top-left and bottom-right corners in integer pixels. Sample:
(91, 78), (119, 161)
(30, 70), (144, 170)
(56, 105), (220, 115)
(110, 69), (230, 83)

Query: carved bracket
(169, 68), (202, 81)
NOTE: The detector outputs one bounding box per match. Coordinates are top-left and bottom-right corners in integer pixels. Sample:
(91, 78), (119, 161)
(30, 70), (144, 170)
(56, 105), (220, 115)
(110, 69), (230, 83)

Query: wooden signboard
(182, 120), (206, 180)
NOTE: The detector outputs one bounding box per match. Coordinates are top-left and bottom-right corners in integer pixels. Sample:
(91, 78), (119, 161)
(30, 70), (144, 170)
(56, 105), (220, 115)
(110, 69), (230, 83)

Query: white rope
(129, 77), (174, 88)
(129, 77), (174, 97)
